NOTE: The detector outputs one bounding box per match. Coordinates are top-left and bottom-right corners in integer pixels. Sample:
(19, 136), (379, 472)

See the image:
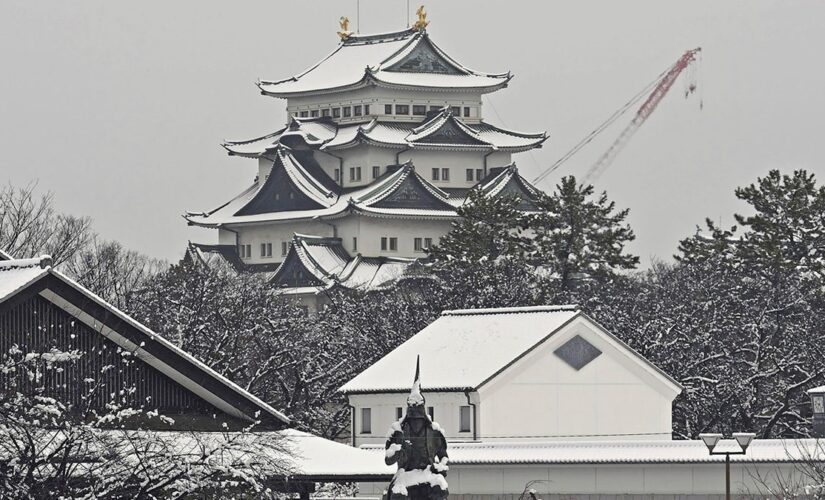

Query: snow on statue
(384, 357), (449, 499)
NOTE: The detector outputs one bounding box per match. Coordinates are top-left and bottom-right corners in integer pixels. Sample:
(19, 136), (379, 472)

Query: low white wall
(357, 462), (803, 498)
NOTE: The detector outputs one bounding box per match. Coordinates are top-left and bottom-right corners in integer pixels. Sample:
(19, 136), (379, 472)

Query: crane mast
(583, 48), (702, 182)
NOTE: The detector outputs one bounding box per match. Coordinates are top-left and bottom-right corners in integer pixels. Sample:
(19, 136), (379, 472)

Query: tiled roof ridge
(0, 255), (52, 270)
(342, 27), (418, 46)
(442, 305), (580, 316)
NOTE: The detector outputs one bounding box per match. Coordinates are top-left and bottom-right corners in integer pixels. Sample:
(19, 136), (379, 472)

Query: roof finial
(338, 16), (352, 40)
(413, 5), (429, 31)
(407, 355), (425, 406)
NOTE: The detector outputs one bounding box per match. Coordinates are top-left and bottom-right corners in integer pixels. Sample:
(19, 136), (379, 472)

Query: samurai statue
(384, 357), (449, 499)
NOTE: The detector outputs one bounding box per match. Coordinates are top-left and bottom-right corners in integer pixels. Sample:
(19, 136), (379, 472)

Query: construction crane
(532, 48), (702, 186)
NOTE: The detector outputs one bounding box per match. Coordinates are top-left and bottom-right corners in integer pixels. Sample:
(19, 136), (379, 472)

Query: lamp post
(699, 432), (756, 500)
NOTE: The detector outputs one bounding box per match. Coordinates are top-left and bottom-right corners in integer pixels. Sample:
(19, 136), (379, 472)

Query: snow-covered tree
(530, 176), (638, 290)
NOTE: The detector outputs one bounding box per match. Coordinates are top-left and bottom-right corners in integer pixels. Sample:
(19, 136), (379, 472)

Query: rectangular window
(260, 243), (265, 257)
(334, 168), (340, 182)
(350, 167), (355, 181)
(395, 104), (409, 115)
(429, 105), (441, 112)
(310, 109), (319, 117)
(441, 168), (450, 181)
(332, 108), (341, 118)
(413, 105), (427, 115)
(476, 169), (484, 181)
(238, 245), (245, 258)
(361, 408), (372, 434)
(389, 237), (398, 251)
(352, 237), (358, 252)
(464, 106), (471, 117)
(356, 167), (362, 181)
(299, 111), (309, 117)
(431, 168), (440, 181)
(281, 241), (289, 256)
(364, 104), (370, 115)
(321, 108), (330, 117)
(353, 105), (362, 116)
(396, 407), (403, 420)
(261, 243), (272, 258)
(424, 237), (433, 250)
(384, 104), (393, 114)
(245, 244), (251, 258)
(342, 106), (352, 118)
(372, 166), (381, 179)
(414, 237), (423, 252)
(381, 237), (388, 251)
(450, 106), (461, 116)
(427, 406), (434, 420)
(460, 406), (471, 432)
(466, 169), (474, 182)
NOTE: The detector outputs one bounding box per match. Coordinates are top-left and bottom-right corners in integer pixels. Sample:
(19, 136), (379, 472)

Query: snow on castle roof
(340, 306), (583, 394)
(257, 28), (510, 98)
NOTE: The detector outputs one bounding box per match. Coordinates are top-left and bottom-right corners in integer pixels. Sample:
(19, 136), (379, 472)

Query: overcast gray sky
(1, 1), (823, 266)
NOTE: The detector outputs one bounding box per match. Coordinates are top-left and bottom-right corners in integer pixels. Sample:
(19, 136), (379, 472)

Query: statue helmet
(406, 355), (429, 420)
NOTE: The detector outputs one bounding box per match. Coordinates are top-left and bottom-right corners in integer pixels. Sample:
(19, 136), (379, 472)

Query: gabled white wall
(477, 317), (678, 441)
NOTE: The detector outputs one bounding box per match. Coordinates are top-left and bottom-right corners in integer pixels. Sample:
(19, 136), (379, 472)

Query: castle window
(343, 106), (352, 118)
(427, 407), (434, 420)
(350, 167), (362, 182)
(334, 168), (340, 182)
(281, 242), (289, 256)
(384, 104), (393, 114)
(321, 108), (330, 117)
(372, 166), (381, 179)
(424, 238), (433, 250)
(463, 107), (471, 117)
(239, 244), (251, 259)
(431, 168), (440, 181)
(364, 104), (370, 115)
(380, 237), (387, 251)
(332, 108), (341, 118)
(429, 105), (441, 112)
(413, 105), (427, 116)
(450, 106), (461, 115)
(396, 407), (403, 420)
(476, 169), (484, 181)
(310, 110), (319, 117)
(353, 105), (362, 116)
(466, 169), (474, 182)
(441, 168), (450, 181)
(414, 238), (423, 252)
(395, 104), (409, 115)
(299, 111), (308, 117)
(260, 243), (272, 258)
(352, 237), (358, 252)
(389, 237), (398, 251)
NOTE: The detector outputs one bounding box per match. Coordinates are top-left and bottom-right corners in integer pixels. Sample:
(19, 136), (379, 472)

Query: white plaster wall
(477, 318), (676, 441)
(285, 87), (484, 124)
(333, 145), (398, 188)
(397, 149), (513, 189)
(217, 228), (236, 246)
(336, 215), (452, 258)
(357, 463), (802, 497)
(233, 221), (334, 265)
(349, 392), (473, 447)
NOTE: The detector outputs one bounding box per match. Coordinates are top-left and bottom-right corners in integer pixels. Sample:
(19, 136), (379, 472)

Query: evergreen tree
(530, 176), (638, 290)
(428, 188), (530, 263)
(675, 219), (738, 266)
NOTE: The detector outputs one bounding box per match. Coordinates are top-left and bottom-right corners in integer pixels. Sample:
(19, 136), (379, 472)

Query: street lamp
(699, 432), (756, 500)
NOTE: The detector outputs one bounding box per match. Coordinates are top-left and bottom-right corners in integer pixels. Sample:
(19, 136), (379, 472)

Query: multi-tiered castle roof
(185, 20), (547, 305)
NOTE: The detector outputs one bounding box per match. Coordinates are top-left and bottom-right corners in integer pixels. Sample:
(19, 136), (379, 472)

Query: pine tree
(530, 176), (638, 290)
(428, 188), (530, 263)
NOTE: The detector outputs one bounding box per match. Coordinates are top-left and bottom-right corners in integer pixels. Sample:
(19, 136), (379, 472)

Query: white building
(341, 305), (825, 498)
(184, 18), (547, 305)
(340, 305), (682, 447)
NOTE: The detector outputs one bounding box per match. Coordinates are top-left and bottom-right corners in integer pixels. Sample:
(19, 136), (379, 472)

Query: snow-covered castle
(185, 14), (547, 310)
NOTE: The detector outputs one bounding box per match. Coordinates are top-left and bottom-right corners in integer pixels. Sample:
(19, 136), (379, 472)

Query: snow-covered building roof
(0, 255), (289, 427)
(184, 242), (280, 277)
(362, 438), (823, 465)
(185, 156), (543, 228)
(271, 234), (422, 294)
(257, 28), (511, 98)
(185, 160), (463, 227)
(223, 112), (546, 158)
(340, 305), (681, 394)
